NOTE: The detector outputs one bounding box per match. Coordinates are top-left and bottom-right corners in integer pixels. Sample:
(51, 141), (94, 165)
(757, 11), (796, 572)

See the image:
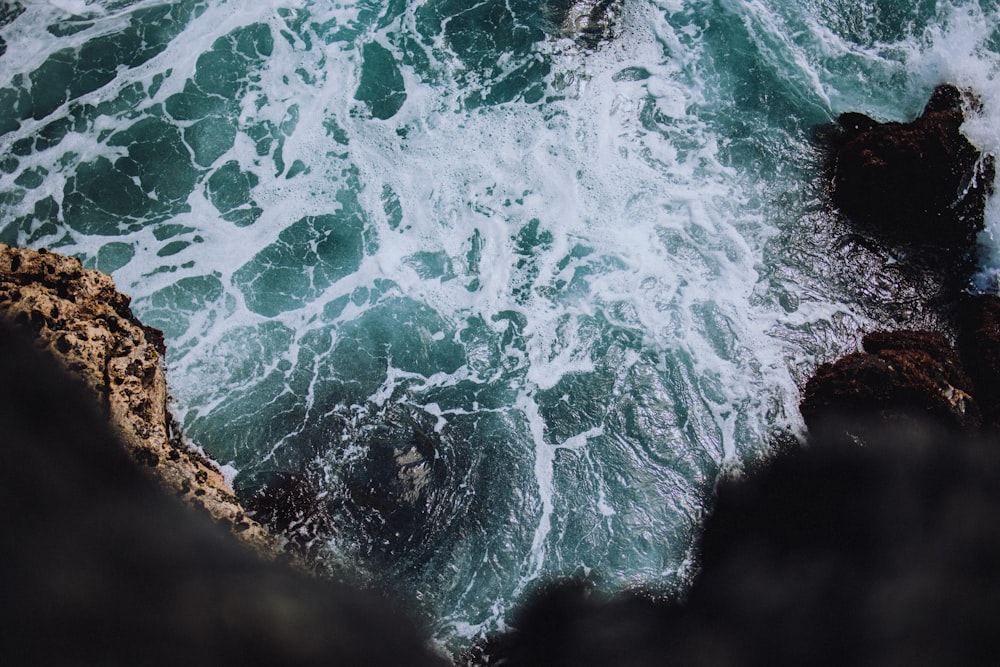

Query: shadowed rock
(956, 294), (1000, 429)
(799, 329), (980, 440)
(468, 420), (1000, 666)
(0, 243), (275, 556)
(821, 84), (994, 254)
(0, 320), (447, 667)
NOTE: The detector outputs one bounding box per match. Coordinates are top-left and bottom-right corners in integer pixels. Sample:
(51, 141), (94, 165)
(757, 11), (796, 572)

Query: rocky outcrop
(0, 243), (276, 557)
(0, 320), (447, 667)
(805, 83), (1000, 441)
(549, 0), (621, 47)
(822, 84), (994, 252)
(799, 330), (981, 439)
(956, 294), (1000, 429)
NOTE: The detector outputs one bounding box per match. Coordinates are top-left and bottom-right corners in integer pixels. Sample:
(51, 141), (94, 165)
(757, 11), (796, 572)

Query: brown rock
(0, 320), (447, 667)
(957, 294), (1000, 428)
(0, 243), (277, 557)
(800, 329), (981, 438)
(823, 84), (995, 252)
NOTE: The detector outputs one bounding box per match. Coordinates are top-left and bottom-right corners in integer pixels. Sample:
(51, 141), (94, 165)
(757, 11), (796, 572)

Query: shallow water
(1, 0), (999, 650)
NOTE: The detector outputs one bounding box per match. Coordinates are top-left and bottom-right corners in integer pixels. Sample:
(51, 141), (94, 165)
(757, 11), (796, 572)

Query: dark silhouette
(0, 321), (446, 667)
(471, 420), (1000, 666)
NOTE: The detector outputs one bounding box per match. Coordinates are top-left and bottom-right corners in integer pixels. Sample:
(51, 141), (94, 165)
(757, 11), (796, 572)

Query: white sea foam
(6, 0), (997, 649)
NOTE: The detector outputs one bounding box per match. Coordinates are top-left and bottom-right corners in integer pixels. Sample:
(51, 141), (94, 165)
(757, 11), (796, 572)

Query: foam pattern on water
(2, 0), (1000, 649)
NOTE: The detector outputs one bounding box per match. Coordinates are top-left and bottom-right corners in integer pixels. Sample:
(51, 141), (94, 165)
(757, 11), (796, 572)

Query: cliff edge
(0, 243), (277, 557)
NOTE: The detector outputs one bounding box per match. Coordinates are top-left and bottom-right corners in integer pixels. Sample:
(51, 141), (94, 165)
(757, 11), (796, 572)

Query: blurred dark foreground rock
(0, 243), (277, 556)
(468, 419), (1000, 666)
(0, 321), (447, 667)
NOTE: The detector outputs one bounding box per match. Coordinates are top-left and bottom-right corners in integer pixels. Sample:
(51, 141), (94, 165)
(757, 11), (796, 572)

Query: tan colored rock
(0, 243), (277, 558)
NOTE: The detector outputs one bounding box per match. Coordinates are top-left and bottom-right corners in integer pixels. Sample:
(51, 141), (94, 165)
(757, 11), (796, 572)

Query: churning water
(2, 0), (1000, 651)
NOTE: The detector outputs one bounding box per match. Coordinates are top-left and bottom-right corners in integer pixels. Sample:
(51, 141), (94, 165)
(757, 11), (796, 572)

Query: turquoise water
(2, 0), (999, 650)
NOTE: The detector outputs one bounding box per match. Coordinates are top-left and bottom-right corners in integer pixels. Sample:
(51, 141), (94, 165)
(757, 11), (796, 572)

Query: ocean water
(2, 0), (999, 652)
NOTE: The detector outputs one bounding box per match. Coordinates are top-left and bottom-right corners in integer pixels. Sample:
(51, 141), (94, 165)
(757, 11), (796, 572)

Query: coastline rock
(0, 243), (276, 557)
(0, 320), (447, 667)
(470, 421), (1000, 666)
(799, 329), (980, 438)
(823, 84), (994, 252)
(956, 294), (1000, 428)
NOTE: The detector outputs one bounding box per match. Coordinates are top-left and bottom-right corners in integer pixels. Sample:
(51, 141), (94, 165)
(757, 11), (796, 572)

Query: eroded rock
(0, 320), (447, 667)
(799, 329), (980, 439)
(822, 84), (995, 252)
(0, 243), (276, 557)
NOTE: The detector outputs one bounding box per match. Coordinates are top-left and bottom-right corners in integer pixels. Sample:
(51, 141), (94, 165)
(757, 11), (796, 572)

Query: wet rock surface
(822, 84), (995, 254)
(803, 84), (1000, 441)
(799, 329), (981, 439)
(0, 243), (275, 556)
(244, 469), (335, 565)
(547, 0), (622, 47)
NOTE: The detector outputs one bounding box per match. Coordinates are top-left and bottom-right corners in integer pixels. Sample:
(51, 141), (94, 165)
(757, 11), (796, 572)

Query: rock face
(824, 84), (995, 251)
(956, 294), (1000, 429)
(0, 320), (447, 667)
(799, 329), (981, 438)
(0, 243), (275, 556)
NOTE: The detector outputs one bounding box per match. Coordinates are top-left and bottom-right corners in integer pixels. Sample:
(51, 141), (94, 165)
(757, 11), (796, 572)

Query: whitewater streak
(1, 0), (999, 649)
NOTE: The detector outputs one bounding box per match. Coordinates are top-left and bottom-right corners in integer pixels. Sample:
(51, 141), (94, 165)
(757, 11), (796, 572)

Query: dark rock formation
(547, 0), (622, 47)
(244, 470), (335, 564)
(956, 293), (1000, 428)
(0, 243), (275, 556)
(799, 329), (980, 439)
(0, 320), (447, 667)
(470, 421), (1000, 666)
(241, 411), (447, 570)
(822, 84), (994, 253)
(343, 434), (439, 550)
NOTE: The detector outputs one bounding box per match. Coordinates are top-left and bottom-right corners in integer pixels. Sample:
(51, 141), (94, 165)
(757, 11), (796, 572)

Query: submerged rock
(244, 470), (335, 564)
(340, 418), (449, 565)
(548, 0), (622, 47)
(0, 243), (275, 556)
(799, 329), (980, 438)
(822, 84), (994, 253)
